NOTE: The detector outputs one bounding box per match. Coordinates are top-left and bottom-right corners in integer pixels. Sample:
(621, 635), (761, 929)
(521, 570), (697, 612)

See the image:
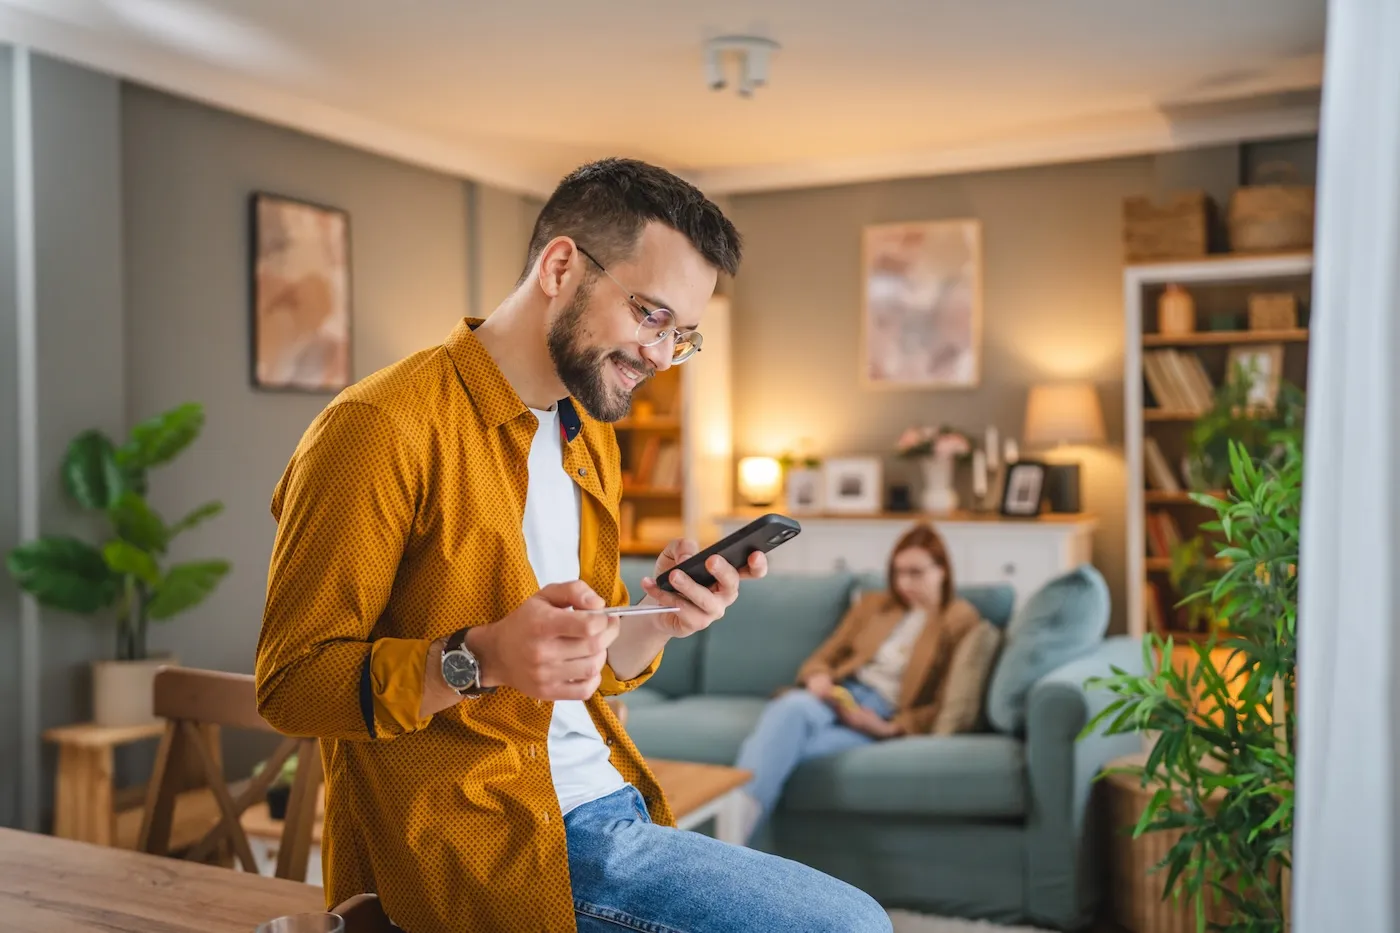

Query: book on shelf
(1145, 510), (1183, 558)
(1143, 348), (1214, 413)
(1143, 437), (1181, 491)
(628, 436), (682, 489)
(1144, 580), (1166, 634)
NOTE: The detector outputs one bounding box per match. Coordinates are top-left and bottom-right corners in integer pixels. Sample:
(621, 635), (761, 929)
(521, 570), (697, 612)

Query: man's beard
(547, 286), (652, 423)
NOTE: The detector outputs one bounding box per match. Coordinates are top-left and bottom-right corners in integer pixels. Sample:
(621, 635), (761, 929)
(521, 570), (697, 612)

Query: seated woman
(733, 522), (980, 843)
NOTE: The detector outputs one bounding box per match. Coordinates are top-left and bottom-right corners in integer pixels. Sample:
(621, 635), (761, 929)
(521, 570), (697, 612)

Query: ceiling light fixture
(704, 35), (780, 98)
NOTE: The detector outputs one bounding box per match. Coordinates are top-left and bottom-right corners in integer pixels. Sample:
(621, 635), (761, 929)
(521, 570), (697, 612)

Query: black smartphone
(656, 513), (802, 593)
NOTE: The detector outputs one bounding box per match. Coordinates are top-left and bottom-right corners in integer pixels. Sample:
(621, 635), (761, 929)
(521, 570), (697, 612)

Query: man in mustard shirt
(255, 158), (890, 933)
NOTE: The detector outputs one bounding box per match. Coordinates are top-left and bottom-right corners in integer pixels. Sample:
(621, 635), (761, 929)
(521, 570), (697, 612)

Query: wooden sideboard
(717, 510), (1097, 609)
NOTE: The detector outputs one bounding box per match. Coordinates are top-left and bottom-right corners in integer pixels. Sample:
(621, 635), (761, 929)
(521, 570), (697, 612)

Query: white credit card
(573, 605), (681, 617)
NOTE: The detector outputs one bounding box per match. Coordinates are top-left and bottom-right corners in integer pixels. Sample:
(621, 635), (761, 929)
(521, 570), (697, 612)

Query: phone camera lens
(768, 534), (783, 544)
(783, 529), (796, 537)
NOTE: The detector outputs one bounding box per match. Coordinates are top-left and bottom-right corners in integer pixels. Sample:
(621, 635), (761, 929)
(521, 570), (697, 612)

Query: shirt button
(577, 467), (588, 477)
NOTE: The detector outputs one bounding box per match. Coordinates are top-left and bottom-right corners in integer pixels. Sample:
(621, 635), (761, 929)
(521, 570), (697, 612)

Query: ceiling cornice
(691, 97), (1320, 196)
(0, 5), (1320, 201)
(0, 4), (560, 197)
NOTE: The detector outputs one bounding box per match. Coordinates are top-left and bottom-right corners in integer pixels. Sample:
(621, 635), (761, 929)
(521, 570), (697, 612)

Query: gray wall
(122, 85), (474, 698)
(727, 138), (1316, 635)
(472, 183), (542, 316)
(30, 54), (128, 817)
(0, 45), (19, 831)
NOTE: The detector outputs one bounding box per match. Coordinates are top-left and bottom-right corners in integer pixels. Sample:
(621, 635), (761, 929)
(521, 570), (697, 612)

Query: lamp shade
(737, 456), (782, 506)
(1024, 383), (1106, 448)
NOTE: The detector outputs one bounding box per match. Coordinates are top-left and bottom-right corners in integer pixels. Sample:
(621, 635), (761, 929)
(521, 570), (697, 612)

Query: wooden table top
(42, 721), (166, 748)
(0, 827), (326, 932)
(647, 759), (751, 817)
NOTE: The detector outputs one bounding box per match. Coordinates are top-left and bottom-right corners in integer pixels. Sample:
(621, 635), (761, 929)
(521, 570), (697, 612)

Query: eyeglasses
(576, 246), (703, 364)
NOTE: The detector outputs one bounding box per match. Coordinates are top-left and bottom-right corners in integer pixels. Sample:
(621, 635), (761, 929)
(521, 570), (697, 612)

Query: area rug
(888, 910), (1054, 933)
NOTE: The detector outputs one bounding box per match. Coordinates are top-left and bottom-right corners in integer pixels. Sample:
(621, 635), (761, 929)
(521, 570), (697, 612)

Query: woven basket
(1124, 192), (1211, 262)
(1229, 163), (1314, 253)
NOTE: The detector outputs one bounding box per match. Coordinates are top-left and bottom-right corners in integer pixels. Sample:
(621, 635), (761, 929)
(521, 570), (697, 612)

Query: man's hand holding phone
(637, 537), (768, 640)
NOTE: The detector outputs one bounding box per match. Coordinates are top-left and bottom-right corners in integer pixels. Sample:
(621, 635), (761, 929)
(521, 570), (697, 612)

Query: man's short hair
(521, 158), (742, 283)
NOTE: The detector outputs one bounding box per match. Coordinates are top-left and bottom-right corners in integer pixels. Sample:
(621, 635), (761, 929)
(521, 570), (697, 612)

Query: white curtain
(1294, 1), (1400, 931)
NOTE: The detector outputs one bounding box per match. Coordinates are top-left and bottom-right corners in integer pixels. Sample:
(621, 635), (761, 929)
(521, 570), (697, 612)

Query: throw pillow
(985, 563), (1110, 735)
(932, 619), (1004, 734)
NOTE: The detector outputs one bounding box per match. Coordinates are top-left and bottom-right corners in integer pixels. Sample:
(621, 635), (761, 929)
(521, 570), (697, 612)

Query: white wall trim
(692, 101), (1321, 196)
(0, 5), (559, 198)
(12, 43), (39, 833)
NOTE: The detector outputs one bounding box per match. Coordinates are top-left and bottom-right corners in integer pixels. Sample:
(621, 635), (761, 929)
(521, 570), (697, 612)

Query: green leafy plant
(4, 403), (230, 661)
(254, 752), (299, 789)
(1184, 362), (1304, 491)
(1082, 430), (1301, 933)
(1168, 536), (1223, 633)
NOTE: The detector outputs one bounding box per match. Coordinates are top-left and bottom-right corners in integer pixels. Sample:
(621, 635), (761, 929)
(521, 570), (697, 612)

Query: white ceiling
(0, 0), (1326, 196)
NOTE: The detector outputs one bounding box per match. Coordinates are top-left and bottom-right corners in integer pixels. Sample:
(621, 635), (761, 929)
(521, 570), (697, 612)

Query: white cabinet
(717, 513), (1096, 610)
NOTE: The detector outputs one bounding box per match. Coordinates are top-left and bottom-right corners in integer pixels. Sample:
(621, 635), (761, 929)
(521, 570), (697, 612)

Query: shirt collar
(445, 317), (583, 443)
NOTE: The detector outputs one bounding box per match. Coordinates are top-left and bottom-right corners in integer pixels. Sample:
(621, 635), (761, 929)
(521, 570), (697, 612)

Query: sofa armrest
(1022, 635), (1144, 930)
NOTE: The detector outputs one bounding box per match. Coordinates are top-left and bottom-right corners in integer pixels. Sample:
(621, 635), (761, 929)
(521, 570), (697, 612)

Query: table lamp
(737, 456), (782, 507)
(1023, 382), (1105, 513)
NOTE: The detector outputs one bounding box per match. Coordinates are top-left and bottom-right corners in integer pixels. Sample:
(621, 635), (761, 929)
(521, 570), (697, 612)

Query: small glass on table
(255, 914), (345, 933)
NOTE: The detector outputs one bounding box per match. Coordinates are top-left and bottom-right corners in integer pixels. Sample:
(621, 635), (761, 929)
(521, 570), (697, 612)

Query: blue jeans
(735, 679), (895, 829)
(566, 784), (891, 933)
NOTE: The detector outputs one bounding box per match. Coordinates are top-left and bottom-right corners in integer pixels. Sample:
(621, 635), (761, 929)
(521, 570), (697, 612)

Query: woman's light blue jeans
(734, 679), (895, 831)
(566, 783), (891, 932)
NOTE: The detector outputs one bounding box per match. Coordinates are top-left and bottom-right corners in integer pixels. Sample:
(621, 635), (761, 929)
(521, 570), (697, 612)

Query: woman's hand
(835, 702), (903, 739)
(803, 671), (835, 699)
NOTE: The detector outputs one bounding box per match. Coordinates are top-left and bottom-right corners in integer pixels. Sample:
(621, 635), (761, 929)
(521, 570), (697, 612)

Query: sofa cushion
(931, 619), (1004, 735)
(619, 557), (704, 697)
(986, 563), (1110, 736)
(782, 734), (1026, 819)
(851, 572), (1016, 629)
(624, 696), (769, 765)
(700, 572), (854, 696)
(620, 687), (670, 709)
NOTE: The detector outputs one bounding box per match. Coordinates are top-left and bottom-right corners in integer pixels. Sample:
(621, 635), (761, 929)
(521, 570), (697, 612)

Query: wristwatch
(440, 627), (494, 698)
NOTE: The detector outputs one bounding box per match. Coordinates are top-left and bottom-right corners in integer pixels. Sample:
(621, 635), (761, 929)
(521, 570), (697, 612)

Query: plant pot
(91, 655), (176, 727)
(266, 784), (291, 821)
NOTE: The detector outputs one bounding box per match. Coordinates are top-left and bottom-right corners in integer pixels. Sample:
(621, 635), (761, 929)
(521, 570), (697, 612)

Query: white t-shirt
(522, 405), (627, 816)
(853, 607), (926, 707)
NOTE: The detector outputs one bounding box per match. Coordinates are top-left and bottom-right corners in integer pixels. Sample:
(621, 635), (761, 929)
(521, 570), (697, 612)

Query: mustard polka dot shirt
(255, 318), (672, 932)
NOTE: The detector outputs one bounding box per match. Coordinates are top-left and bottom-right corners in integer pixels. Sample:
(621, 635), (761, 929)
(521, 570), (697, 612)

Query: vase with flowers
(896, 425), (972, 514)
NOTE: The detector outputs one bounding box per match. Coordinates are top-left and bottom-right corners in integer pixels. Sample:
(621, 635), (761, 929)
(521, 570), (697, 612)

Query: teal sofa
(618, 560), (1141, 931)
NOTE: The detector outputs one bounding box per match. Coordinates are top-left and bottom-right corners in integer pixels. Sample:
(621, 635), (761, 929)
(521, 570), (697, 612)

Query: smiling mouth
(611, 357), (650, 391)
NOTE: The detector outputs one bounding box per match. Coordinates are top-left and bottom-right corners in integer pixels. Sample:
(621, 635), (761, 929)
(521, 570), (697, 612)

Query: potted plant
(1082, 424), (1302, 932)
(1183, 362), (1304, 492)
(254, 752), (299, 820)
(895, 425), (972, 514)
(5, 402), (230, 726)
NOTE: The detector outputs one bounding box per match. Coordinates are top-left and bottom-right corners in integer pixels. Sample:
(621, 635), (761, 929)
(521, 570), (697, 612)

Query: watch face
(441, 650), (478, 690)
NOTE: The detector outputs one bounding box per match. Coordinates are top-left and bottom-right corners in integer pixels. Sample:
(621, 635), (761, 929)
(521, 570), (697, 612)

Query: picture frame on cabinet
(822, 457), (883, 514)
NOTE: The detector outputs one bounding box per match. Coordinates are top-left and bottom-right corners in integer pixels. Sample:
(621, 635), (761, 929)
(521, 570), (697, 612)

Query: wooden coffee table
(647, 758), (752, 844)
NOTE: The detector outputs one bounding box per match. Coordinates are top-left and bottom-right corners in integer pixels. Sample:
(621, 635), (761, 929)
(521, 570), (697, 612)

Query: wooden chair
(137, 667), (323, 882)
(332, 894), (405, 933)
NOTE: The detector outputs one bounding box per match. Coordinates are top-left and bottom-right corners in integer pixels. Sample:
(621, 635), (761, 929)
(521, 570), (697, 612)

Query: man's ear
(534, 237), (580, 300)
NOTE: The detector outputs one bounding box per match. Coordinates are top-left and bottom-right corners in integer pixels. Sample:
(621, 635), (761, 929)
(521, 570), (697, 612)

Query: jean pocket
(626, 785), (653, 824)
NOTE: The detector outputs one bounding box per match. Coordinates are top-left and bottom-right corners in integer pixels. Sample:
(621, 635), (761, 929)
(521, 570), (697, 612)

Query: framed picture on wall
(860, 219), (983, 390)
(249, 192), (353, 392)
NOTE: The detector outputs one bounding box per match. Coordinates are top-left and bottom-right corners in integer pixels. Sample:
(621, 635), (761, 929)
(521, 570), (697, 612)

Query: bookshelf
(615, 295), (733, 558)
(1124, 252), (1313, 638)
